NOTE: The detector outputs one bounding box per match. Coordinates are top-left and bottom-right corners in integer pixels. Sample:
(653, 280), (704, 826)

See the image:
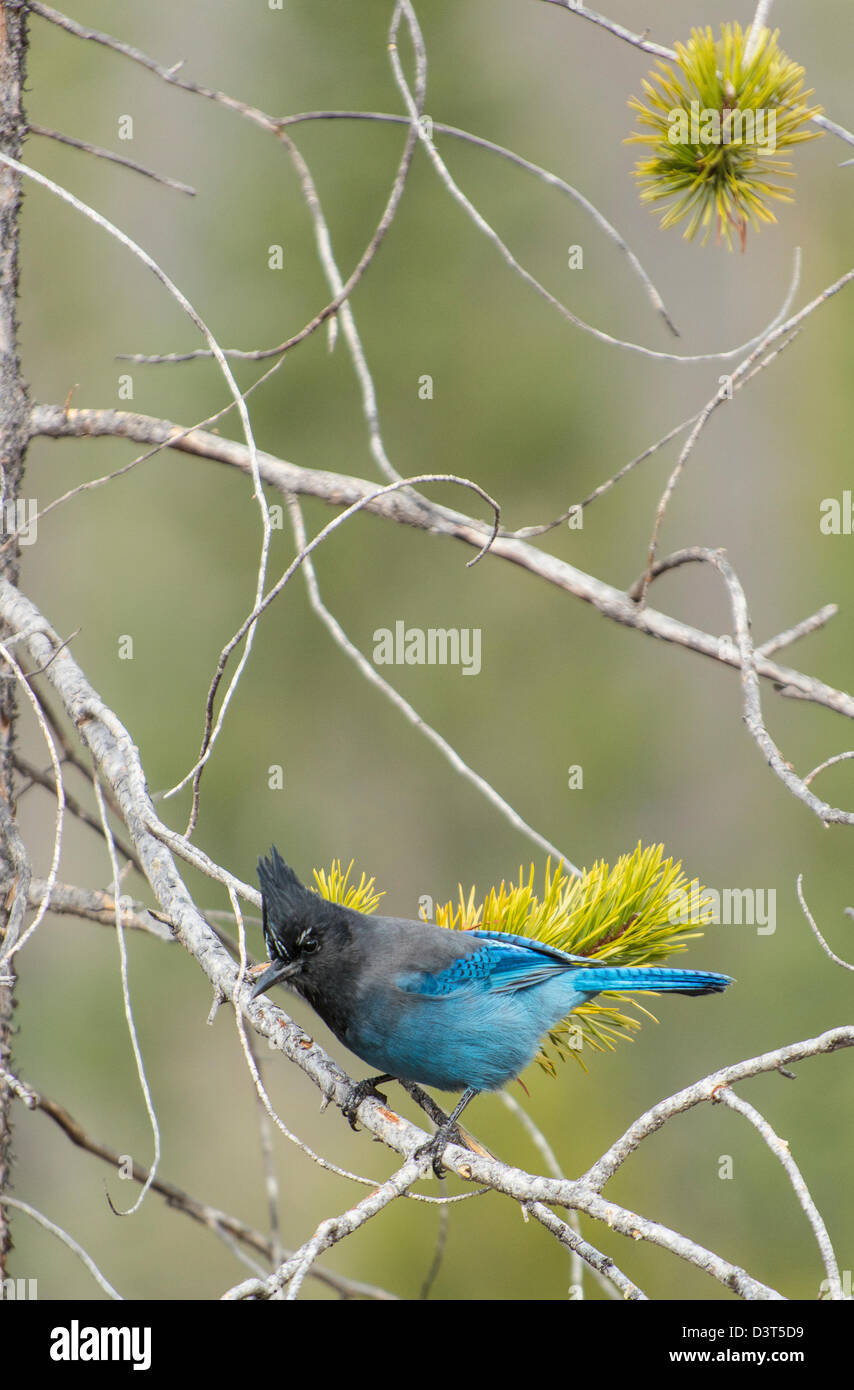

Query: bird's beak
(249, 959), (298, 1000)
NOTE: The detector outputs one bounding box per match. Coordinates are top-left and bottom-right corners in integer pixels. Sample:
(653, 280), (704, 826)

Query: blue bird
(250, 848), (733, 1173)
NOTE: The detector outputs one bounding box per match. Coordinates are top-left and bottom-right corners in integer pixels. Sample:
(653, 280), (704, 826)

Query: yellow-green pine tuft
(312, 859), (385, 915)
(626, 24), (822, 250)
(436, 844), (713, 1073)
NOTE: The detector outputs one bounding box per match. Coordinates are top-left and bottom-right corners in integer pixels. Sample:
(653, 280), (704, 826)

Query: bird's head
(250, 846), (347, 999)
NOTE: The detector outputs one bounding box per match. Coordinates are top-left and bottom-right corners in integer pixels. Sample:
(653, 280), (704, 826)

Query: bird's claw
(342, 1075), (390, 1131)
(414, 1119), (465, 1178)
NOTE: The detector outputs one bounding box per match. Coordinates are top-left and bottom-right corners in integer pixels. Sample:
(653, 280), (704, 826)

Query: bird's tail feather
(575, 965), (732, 996)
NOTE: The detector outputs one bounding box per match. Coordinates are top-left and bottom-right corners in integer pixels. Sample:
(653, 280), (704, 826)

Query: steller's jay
(250, 847), (733, 1174)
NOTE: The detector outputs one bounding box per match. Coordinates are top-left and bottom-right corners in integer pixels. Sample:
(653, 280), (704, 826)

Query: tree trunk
(0, 0), (30, 1279)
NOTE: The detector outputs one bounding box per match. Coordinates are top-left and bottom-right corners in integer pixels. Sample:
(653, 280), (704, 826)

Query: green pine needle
(435, 844), (713, 1074)
(626, 23), (822, 250)
(311, 859), (385, 915)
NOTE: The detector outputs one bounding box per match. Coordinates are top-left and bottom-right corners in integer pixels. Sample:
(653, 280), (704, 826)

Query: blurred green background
(11, 0), (854, 1300)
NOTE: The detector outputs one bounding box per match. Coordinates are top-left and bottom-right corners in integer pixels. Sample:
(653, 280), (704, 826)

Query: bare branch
(286, 496), (579, 874)
(528, 1201), (645, 1300)
(581, 1026), (854, 1192)
(32, 404), (854, 726)
(4, 1073), (397, 1298)
(757, 605), (839, 657)
(804, 750), (854, 789)
(0, 575), (818, 1296)
(715, 1085), (842, 1298)
(0, 642), (63, 967)
(166, 471), (500, 833)
(631, 548), (854, 825)
(27, 2), (282, 133)
(634, 262), (852, 603)
(745, 1), (775, 65)
(0, 152), (273, 829)
(91, 776), (161, 1214)
(15, 752), (141, 870)
(2, 1195), (122, 1299)
(537, 0), (854, 149)
(222, 1160), (425, 1300)
(27, 123), (196, 194)
(388, 4), (803, 368)
(537, 1), (675, 60)
(797, 874), (854, 974)
(257, 110), (679, 337)
(26, 879), (170, 938)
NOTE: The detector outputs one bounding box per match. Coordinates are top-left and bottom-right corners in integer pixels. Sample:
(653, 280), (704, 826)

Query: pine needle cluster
(311, 859), (385, 916)
(435, 844), (712, 1073)
(626, 24), (822, 250)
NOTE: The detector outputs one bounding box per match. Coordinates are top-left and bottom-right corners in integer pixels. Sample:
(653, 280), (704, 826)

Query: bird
(250, 847), (733, 1174)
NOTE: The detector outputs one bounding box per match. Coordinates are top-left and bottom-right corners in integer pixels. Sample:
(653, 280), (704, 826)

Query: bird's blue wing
(398, 930), (585, 997)
(470, 929), (590, 964)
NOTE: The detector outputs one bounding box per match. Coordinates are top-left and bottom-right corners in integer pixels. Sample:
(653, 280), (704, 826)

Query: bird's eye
(299, 931), (319, 954)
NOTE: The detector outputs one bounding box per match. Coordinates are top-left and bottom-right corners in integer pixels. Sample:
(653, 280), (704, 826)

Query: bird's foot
(342, 1073), (393, 1131)
(414, 1117), (465, 1179)
(413, 1086), (480, 1177)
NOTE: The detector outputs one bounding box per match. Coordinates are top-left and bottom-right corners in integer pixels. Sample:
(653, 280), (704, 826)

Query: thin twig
(0, 642), (63, 966)
(2, 1196), (123, 1299)
(26, 879), (170, 937)
(501, 1090), (614, 1299)
(512, 303), (802, 541)
(246, 1030), (284, 1268)
(165, 472), (501, 826)
(636, 259), (854, 607)
(418, 1196), (450, 1300)
(581, 1026), (854, 1193)
(168, 4), (424, 831)
(745, 1), (775, 66)
(0, 148), (273, 842)
(796, 874), (854, 974)
(28, 123), (196, 194)
(512, 411), (700, 538)
(630, 548), (854, 825)
(537, 1), (675, 60)
(14, 752), (141, 870)
(803, 750), (854, 789)
(715, 1085), (842, 1298)
(538, 0), (854, 150)
(388, 4), (804, 368)
(7, 1075), (396, 1298)
(528, 1201), (645, 1299)
(275, 109), (678, 335)
(286, 495), (579, 873)
(757, 605), (838, 657)
(7, 572), (845, 1296)
(32, 403), (854, 727)
(222, 1159), (426, 1300)
(92, 775), (162, 1214)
